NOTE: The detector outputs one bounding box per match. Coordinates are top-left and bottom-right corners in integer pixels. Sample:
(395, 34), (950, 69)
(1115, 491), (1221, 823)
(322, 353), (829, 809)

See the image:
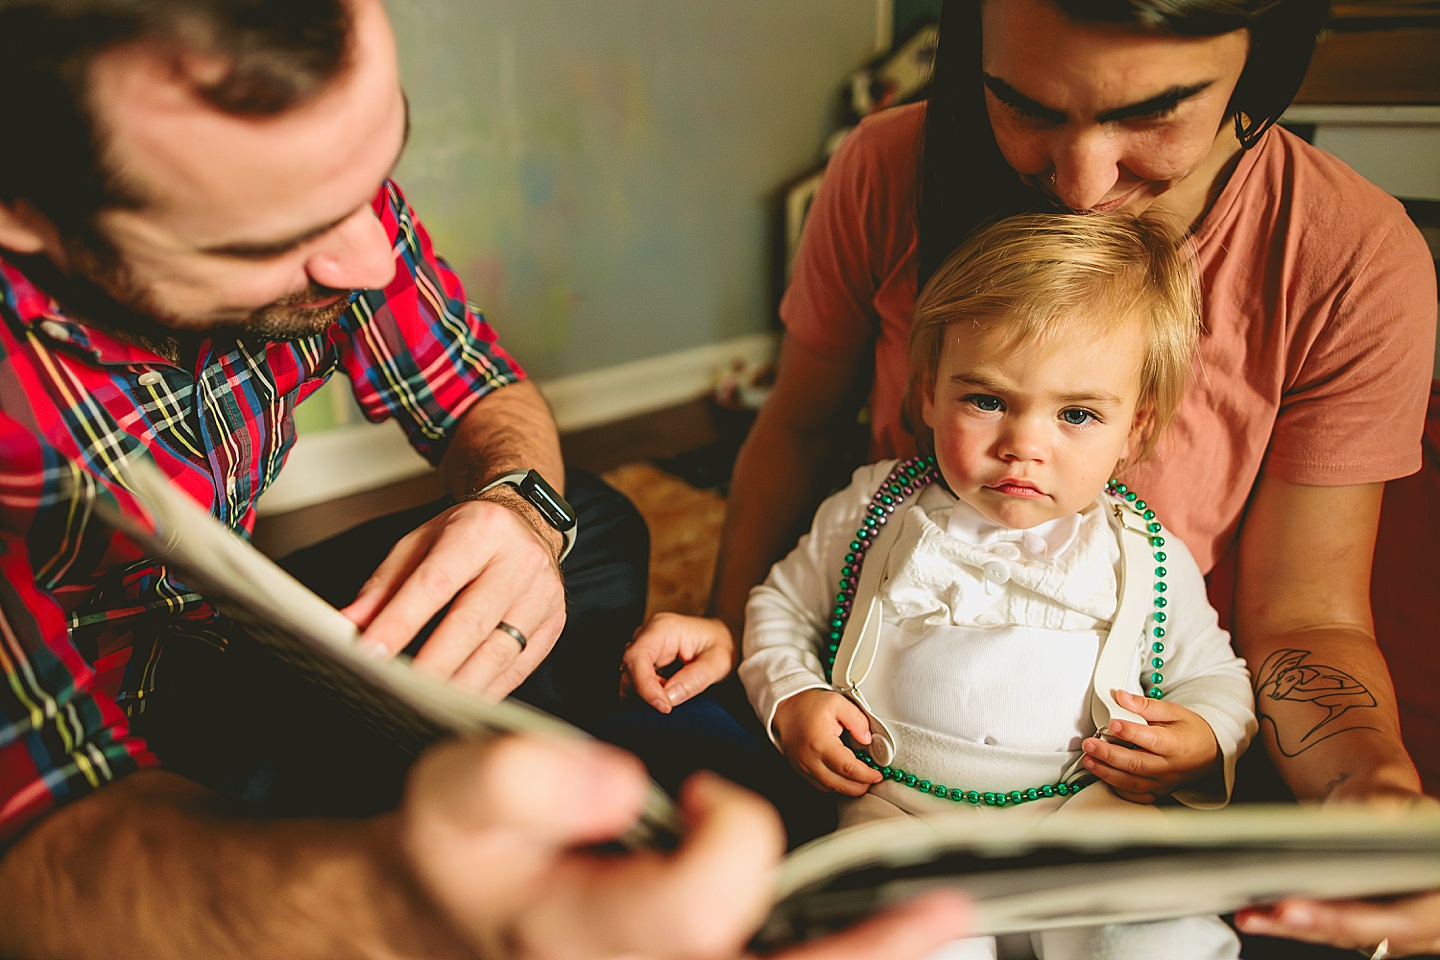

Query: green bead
(1154, 628), (1167, 639)
(983, 792), (996, 805)
(905, 467), (918, 477)
(881, 495), (894, 505)
(1135, 500), (1146, 510)
(829, 631), (842, 641)
(841, 566), (853, 577)
(1152, 657), (1165, 669)
(850, 541), (862, 551)
(1154, 612), (1166, 623)
(933, 785), (947, 798)
(1125, 491), (1137, 502)
(967, 791), (981, 804)
(1026, 788), (1039, 800)
(1147, 522), (1162, 533)
(1056, 783), (1070, 796)
(1154, 597), (1167, 608)
(1155, 582), (1167, 593)
(1143, 509), (1156, 521)
(827, 643), (839, 653)
(903, 774), (917, 787)
(831, 619), (843, 629)
(880, 767), (892, 777)
(864, 517), (877, 528)
(1041, 784), (1054, 797)
(1149, 687), (1164, 699)
(1151, 536), (1165, 547)
(1154, 566), (1167, 577)
(1151, 671), (1164, 684)
(918, 780), (931, 792)
(1115, 483), (1128, 494)
(994, 794), (1008, 807)
(1154, 551), (1166, 562)
(951, 791), (966, 802)
(1009, 791), (1024, 804)
(1152, 641), (1165, 653)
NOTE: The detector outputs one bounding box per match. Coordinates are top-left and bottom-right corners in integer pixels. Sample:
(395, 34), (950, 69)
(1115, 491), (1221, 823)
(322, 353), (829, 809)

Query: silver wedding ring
(1360, 938), (1392, 960)
(496, 620), (527, 653)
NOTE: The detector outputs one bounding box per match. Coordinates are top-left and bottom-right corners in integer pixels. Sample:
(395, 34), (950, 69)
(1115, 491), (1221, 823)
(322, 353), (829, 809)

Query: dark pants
(134, 468), (648, 817)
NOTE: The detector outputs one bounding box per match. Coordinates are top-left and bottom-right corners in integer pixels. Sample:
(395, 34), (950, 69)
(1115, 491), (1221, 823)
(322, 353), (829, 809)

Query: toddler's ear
(1124, 405), (1156, 463)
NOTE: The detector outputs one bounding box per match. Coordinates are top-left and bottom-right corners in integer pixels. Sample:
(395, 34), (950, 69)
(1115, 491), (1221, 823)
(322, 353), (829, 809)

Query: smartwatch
(477, 469), (578, 561)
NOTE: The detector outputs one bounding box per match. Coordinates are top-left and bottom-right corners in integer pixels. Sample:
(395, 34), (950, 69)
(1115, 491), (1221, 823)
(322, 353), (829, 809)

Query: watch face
(520, 471), (577, 531)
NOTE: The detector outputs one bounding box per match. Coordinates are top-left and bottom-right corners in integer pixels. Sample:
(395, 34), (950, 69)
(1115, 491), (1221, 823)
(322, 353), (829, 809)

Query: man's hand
(342, 496), (565, 698)
(772, 690), (884, 796)
(400, 735), (970, 960)
(620, 613), (736, 713)
(1079, 690), (1220, 803)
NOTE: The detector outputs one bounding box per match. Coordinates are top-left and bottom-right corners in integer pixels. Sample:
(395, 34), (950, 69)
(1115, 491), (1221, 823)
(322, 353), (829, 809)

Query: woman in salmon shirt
(622, 0), (1439, 955)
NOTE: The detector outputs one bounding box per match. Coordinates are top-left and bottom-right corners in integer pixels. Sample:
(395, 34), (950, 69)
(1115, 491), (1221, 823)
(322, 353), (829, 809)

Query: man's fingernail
(357, 638), (389, 658)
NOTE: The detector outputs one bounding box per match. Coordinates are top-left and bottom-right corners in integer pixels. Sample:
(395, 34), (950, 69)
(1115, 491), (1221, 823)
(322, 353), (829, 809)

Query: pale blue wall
(384, 1), (876, 380)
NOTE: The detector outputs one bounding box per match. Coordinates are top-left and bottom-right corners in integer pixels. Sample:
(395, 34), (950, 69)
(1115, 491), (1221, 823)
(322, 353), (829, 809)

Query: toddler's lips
(989, 480), (1045, 499)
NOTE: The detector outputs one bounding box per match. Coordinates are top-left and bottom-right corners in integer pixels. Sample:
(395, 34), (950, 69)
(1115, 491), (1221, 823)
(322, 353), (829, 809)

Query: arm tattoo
(1255, 648), (1379, 757)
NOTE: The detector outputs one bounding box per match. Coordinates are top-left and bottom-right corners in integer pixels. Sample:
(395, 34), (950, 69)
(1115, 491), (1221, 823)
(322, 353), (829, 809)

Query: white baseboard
(256, 332), (778, 516)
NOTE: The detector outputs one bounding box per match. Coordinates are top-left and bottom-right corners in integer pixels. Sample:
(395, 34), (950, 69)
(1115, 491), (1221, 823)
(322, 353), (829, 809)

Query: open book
(98, 455), (1440, 946)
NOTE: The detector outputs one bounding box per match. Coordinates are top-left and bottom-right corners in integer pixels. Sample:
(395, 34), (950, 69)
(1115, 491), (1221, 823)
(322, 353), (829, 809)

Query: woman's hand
(772, 690), (884, 796)
(620, 613), (736, 713)
(1235, 891), (1440, 959)
(1079, 690), (1220, 803)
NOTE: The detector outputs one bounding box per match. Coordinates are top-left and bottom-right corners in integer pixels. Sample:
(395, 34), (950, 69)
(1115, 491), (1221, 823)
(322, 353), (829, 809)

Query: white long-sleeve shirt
(740, 461), (1257, 810)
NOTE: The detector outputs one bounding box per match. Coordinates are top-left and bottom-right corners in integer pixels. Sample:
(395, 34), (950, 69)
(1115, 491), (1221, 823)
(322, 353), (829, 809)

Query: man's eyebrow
(201, 94), (412, 260)
(982, 74), (1214, 124)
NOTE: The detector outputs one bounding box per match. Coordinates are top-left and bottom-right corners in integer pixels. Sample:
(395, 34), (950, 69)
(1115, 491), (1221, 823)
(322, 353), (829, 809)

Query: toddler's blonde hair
(903, 212), (1200, 463)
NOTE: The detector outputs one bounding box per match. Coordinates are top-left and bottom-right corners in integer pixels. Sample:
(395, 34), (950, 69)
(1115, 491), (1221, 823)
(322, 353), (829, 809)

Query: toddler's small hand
(1080, 689), (1220, 803)
(772, 690), (884, 796)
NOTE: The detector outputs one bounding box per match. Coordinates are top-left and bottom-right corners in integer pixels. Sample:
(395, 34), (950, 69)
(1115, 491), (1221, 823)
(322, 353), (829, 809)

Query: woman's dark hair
(917, 0), (1331, 287)
(0, 0), (351, 235)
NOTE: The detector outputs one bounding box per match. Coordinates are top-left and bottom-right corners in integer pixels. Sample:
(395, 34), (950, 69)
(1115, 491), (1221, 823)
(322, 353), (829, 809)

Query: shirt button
(137, 371), (164, 387)
(990, 542), (1022, 560)
(976, 612), (1003, 626)
(982, 559), (1011, 585)
(40, 320), (70, 341)
(226, 475), (239, 495)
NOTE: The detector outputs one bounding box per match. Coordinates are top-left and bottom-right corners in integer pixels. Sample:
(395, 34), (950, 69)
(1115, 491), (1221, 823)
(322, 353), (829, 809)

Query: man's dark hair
(916, 0), (1331, 287)
(0, 0), (352, 235)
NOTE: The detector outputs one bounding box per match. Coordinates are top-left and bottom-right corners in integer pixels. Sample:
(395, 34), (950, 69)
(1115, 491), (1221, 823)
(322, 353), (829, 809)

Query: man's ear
(0, 199), (62, 259)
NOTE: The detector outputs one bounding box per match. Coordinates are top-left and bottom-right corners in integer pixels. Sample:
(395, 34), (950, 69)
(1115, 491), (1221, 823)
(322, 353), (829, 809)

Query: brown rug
(602, 462), (725, 618)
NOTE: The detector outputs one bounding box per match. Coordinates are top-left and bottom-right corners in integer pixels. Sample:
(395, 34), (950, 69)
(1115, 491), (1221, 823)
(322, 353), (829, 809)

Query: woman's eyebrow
(1096, 81), (1214, 122)
(982, 74), (1214, 124)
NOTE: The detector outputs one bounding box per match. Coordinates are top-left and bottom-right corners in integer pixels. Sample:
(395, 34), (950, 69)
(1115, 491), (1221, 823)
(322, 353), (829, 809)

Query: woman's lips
(1090, 184), (1144, 213)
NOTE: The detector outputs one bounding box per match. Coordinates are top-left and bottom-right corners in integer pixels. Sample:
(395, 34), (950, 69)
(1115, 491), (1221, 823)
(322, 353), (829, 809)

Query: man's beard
(21, 239), (354, 352)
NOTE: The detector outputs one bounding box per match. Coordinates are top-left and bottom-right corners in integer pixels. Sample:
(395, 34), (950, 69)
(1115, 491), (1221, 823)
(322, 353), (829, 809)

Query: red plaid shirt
(0, 181), (523, 844)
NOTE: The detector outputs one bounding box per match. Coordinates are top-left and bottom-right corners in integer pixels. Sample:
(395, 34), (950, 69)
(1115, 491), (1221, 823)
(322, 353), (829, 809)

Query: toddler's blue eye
(970, 395), (1003, 412)
(1061, 409), (1094, 425)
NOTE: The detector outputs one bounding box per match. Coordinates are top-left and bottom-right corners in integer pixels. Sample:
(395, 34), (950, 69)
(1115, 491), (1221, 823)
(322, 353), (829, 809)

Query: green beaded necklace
(821, 456), (1171, 808)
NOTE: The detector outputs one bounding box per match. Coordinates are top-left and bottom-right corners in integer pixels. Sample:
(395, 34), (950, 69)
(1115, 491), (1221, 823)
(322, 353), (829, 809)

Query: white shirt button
(226, 475), (238, 495)
(137, 371), (164, 387)
(976, 612), (1003, 626)
(982, 559), (1011, 585)
(40, 320), (70, 341)
(990, 542), (1022, 560)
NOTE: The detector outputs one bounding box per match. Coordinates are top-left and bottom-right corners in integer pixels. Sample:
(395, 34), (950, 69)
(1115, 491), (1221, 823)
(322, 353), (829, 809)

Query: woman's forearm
(1241, 625), (1420, 802)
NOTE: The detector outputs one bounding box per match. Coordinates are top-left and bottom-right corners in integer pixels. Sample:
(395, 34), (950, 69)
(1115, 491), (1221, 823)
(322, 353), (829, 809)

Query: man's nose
(303, 206), (397, 292)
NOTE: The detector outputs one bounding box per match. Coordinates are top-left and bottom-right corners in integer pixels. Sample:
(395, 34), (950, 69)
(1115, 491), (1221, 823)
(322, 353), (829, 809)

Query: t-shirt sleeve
(0, 418), (157, 848)
(337, 181), (525, 465)
(1265, 199), (1437, 484)
(779, 114), (914, 361)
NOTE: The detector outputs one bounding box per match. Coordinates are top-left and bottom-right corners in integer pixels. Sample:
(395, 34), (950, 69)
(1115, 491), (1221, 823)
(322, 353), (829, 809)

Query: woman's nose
(1049, 127), (1124, 211)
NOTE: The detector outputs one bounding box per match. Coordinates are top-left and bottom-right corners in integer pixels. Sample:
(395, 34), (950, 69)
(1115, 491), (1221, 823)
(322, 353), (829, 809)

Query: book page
(97, 453), (679, 848)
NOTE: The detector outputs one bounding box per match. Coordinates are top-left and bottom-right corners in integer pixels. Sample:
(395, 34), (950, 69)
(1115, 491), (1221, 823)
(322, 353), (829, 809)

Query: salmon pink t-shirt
(781, 101), (1437, 573)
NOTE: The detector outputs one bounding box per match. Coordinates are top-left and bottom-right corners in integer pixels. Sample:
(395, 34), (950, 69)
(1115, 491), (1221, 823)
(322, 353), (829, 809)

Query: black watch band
(477, 469), (577, 561)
